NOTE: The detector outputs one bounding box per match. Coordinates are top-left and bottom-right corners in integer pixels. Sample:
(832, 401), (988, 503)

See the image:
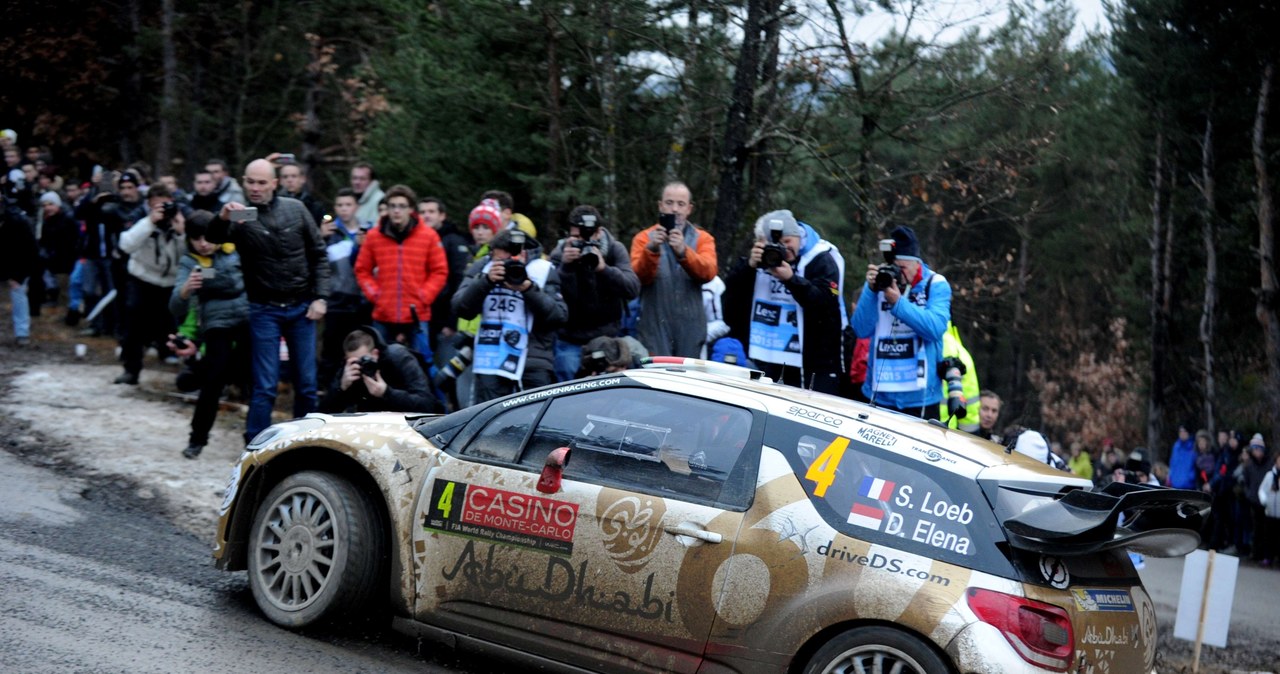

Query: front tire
(247, 471), (384, 628)
(803, 626), (952, 674)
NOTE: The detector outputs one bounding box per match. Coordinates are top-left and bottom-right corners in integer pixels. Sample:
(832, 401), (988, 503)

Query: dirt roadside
(0, 306), (1276, 673)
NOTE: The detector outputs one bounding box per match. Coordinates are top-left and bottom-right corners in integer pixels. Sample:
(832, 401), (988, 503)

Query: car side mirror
(537, 446), (571, 494)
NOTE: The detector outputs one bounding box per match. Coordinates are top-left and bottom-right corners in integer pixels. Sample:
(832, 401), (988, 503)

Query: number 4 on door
(804, 437), (849, 497)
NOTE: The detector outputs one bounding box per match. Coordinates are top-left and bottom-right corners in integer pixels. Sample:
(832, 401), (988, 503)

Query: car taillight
(966, 588), (1074, 672)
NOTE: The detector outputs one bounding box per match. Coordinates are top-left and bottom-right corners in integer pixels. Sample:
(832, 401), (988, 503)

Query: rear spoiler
(1002, 481), (1210, 558)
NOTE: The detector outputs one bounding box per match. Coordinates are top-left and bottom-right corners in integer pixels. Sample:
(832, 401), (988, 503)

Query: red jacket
(355, 215), (448, 324)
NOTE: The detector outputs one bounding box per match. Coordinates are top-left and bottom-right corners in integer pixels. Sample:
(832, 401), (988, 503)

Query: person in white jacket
(1258, 451), (1280, 566)
(114, 183), (185, 385)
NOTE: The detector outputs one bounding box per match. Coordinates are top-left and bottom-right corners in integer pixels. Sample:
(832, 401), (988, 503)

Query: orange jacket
(630, 224), (718, 285)
(355, 215), (449, 324)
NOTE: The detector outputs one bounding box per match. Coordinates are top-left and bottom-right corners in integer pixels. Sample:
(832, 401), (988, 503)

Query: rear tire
(803, 626), (952, 674)
(247, 471), (385, 628)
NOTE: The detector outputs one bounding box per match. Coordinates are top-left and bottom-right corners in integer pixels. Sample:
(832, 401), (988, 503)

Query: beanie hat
(39, 191), (62, 207)
(710, 337), (750, 367)
(1251, 433), (1266, 449)
(1014, 430), (1052, 464)
(890, 226), (921, 261)
(468, 201), (503, 232)
(117, 171), (140, 187)
(582, 336), (630, 370)
(753, 210), (803, 240)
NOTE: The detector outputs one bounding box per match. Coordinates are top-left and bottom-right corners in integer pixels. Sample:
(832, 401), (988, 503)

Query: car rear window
(766, 416), (1013, 576)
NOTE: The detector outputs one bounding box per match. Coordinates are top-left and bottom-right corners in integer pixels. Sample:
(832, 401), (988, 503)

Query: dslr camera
(936, 357), (967, 420)
(357, 355), (379, 378)
(872, 238), (907, 293)
(759, 217), (789, 269)
(571, 213), (602, 268)
(503, 259), (528, 286)
(156, 201), (178, 229)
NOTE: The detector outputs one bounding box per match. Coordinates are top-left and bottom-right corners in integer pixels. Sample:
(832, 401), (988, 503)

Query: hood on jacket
(378, 212), (422, 244)
(797, 221), (819, 257)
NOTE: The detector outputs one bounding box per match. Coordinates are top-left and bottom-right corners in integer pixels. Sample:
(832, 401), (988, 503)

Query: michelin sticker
(1071, 588), (1135, 612)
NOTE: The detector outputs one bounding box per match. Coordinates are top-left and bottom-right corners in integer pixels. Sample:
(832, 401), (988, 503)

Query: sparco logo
(786, 406), (842, 428)
(856, 427), (897, 447)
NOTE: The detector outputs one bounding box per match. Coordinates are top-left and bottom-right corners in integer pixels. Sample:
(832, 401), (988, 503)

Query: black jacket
(206, 196), (329, 305)
(283, 189), (328, 230)
(548, 229), (641, 345)
(321, 329), (439, 413)
(0, 205), (37, 283)
(430, 219), (474, 332)
(724, 249), (844, 393)
(452, 248), (568, 375)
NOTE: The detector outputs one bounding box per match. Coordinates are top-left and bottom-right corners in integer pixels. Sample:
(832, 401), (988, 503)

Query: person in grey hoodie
(114, 183), (185, 385)
(167, 211), (250, 459)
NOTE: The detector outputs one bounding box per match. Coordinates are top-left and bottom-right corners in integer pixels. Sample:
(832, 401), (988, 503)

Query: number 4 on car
(214, 357), (1208, 674)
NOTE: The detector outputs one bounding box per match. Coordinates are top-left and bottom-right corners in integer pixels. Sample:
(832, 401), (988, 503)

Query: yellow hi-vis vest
(939, 321), (981, 431)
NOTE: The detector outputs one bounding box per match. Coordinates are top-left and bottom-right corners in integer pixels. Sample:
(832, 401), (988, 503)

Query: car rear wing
(1001, 481), (1210, 558)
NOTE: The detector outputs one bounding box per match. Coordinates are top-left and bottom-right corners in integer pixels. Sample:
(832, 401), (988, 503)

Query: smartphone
(228, 207), (259, 223)
(659, 213), (677, 231)
(276, 153), (296, 163)
(198, 266), (217, 279)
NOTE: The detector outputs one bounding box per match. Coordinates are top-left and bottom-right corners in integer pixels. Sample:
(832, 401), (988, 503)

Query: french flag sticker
(847, 503), (885, 531)
(857, 476), (896, 501)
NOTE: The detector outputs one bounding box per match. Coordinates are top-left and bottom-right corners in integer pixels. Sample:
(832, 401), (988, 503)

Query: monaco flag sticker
(857, 475), (896, 501)
(847, 503), (885, 531)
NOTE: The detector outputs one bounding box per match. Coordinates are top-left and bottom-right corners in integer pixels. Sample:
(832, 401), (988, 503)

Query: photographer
(724, 210), (845, 394)
(114, 183), (186, 385)
(321, 327), (437, 413)
(167, 211), (250, 458)
(548, 205), (640, 382)
(575, 334), (648, 377)
(850, 225), (952, 417)
(452, 228), (567, 403)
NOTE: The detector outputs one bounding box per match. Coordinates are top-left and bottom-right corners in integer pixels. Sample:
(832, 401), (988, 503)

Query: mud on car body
(214, 358), (1208, 674)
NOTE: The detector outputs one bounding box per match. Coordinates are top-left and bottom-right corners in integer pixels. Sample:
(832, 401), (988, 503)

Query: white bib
(472, 259), (552, 381)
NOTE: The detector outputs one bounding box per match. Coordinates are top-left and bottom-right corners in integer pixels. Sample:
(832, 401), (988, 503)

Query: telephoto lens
(937, 357), (967, 419)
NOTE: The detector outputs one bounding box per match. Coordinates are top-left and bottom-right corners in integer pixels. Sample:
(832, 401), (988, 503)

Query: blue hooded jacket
(851, 262), (951, 410)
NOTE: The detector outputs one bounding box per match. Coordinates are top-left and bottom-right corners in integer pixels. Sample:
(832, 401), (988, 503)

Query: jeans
(373, 320), (433, 365)
(68, 260), (85, 310)
(247, 302), (318, 442)
(9, 279), (30, 339)
(553, 339), (582, 382)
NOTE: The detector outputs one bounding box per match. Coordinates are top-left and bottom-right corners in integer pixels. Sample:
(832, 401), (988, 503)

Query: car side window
(521, 389), (756, 508)
(461, 403), (540, 463)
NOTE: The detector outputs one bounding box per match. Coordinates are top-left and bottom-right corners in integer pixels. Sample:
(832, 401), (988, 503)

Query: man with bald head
(207, 158), (329, 445)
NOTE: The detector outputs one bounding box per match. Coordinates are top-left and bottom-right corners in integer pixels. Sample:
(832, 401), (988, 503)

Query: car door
(412, 384), (763, 673)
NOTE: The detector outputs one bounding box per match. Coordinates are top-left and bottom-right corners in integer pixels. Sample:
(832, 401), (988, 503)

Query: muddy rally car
(214, 357), (1208, 674)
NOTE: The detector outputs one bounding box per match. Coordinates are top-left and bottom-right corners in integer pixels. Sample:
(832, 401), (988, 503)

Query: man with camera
(723, 210), (845, 394)
(321, 327), (437, 413)
(851, 225), (952, 418)
(453, 228), (567, 403)
(630, 181), (718, 358)
(549, 205), (641, 381)
(114, 183), (186, 384)
(208, 159), (329, 445)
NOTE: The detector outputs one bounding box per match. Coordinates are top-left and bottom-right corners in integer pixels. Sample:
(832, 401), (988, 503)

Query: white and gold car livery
(214, 358), (1207, 674)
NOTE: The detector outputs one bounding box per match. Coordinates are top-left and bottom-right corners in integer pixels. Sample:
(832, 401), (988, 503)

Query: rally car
(214, 357), (1208, 674)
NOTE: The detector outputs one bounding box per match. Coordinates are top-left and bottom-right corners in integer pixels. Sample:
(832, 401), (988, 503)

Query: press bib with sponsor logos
(871, 276), (932, 394)
(748, 273), (802, 367)
(473, 259), (552, 381)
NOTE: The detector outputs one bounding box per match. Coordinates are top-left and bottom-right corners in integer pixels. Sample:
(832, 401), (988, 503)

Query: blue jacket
(851, 263), (951, 409)
(1168, 437), (1197, 490)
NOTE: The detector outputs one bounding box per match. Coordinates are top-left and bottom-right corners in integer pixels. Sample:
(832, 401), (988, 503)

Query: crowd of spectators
(2, 132), (1276, 569)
